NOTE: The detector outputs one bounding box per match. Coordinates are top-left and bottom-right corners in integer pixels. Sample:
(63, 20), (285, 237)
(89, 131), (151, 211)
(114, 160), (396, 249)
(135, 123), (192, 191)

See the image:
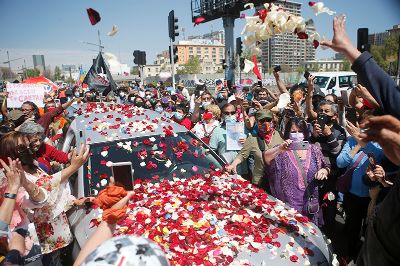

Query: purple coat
(266, 144), (329, 226)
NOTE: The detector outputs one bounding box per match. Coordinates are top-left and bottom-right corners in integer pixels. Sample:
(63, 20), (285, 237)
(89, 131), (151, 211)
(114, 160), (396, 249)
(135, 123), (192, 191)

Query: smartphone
(289, 141), (309, 150)
(341, 90), (349, 106)
(246, 93), (253, 102)
(317, 113), (329, 129)
(304, 70), (310, 80)
(54, 99), (61, 107)
(195, 90), (203, 98)
(367, 153), (376, 169)
(274, 65), (281, 72)
(112, 162), (134, 191)
(345, 107), (358, 125)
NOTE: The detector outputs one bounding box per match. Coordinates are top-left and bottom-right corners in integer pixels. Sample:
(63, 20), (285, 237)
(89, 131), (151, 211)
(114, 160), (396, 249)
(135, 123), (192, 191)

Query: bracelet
(32, 185), (41, 198)
(4, 193), (17, 199)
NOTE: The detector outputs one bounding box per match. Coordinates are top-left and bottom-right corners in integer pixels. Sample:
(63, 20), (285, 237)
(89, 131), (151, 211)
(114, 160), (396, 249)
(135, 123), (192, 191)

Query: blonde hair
(205, 104), (221, 120)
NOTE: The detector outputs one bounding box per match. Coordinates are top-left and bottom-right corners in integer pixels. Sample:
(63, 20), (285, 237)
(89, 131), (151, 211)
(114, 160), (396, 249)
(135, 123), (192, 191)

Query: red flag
(252, 55), (262, 81)
(87, 8), (101, 25)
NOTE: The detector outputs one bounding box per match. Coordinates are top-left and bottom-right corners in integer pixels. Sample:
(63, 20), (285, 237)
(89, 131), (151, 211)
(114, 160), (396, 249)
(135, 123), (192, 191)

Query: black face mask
(135, 102), (144, 107)
(17, 145), (34, 166)
(85, 96), (96, 102)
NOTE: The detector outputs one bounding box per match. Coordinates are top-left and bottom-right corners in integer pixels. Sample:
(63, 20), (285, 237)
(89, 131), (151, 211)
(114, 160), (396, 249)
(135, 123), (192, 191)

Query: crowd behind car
(0, 17), (399, 265)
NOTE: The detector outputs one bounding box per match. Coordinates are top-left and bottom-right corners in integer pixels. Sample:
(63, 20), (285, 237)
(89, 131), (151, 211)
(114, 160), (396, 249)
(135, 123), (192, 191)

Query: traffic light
(168, 10), (179, 42)
(240, 58), (245, 71)
(139, 51), (146, 65)
(222, 59), (226, 69)
(236, 37), (243, 56)
(133, 50), (140, 65)
(133, 50), (146, 65)
(172, 46), (178, 64)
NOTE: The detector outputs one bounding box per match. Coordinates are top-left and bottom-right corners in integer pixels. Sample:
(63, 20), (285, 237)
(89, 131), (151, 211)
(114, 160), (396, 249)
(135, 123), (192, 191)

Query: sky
(0, 0), (399, 72)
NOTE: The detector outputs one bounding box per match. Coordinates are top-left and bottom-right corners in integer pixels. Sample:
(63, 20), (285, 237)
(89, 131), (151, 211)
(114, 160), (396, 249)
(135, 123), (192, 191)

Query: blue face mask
(224, 115), (237, 124)
(0, 114), (3, 123)
(201, 102), (210, 109)
(74, 92), (80, 97)
(174, 112), (184, 121)
(155, 106), (163, 113)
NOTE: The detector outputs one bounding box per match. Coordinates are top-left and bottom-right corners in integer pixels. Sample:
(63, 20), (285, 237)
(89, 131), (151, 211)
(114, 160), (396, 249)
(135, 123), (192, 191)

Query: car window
(313, 76), (330, 88)
(83, 132), (225, 196)
(339, 75), (357, 88)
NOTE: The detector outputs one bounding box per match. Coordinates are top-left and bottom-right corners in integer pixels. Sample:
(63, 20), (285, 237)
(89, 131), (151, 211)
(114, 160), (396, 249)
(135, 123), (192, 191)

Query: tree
(242, 48), (262, 62)
(131, 66), (139, 75)
(54, 66), (62, 81)
(216, 68), (224, 74)
(24, 68), (40, 78)
(0, 67), (16, 80)
(43, 68), (52, 79)
(341, 58), (351, 71)
(176, 56), (201, 74)
(370, 34), (399, 75)
(296, 65), (305, 74)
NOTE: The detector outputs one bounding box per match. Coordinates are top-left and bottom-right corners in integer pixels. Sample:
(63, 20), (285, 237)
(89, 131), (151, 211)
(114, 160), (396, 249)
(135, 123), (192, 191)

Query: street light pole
(7, 51), (11, 78)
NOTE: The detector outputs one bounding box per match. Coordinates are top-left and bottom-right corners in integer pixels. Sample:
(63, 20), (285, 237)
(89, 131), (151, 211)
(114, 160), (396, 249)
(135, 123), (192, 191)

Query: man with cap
(226, 109), (283, 189)
(176, 82), (190, 102)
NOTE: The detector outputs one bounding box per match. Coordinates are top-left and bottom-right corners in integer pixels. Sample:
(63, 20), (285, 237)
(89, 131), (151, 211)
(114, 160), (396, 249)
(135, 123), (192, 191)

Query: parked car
(63, 103), (335, 265)
(310, 71), (357, 97)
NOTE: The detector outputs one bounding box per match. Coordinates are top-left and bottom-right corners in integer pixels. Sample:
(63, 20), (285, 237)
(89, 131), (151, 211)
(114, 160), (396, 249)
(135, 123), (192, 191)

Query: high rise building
(369, 24), (400, 46)
(260, 0), (316, 71)
(32, 55), (46, 70)
(188, 30), (225, 44)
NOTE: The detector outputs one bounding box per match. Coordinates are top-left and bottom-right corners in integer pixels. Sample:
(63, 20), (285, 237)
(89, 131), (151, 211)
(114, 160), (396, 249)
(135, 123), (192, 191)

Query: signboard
(6, 83), (45, 108)
(226, 121), (245, 151)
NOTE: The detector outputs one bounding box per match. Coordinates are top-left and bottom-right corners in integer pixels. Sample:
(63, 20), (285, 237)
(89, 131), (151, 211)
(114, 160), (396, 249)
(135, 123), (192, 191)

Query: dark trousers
(343, 192), (370, 261)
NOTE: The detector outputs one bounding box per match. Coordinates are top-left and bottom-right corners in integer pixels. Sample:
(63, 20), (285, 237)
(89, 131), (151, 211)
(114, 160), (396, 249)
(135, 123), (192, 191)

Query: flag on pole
(83, 52), (117, 96)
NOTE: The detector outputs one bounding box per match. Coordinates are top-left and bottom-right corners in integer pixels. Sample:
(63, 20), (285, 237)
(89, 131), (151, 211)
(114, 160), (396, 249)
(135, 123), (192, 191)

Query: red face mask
(203, 112), (213, 121)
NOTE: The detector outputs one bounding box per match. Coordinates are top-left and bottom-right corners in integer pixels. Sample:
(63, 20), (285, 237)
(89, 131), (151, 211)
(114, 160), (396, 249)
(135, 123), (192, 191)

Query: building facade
(368, 24), (400, 46)
(32, 55), (46, 70)
(175, 39), (225, 66)
(260, 0), (316, 71)
(302, 59), (345, 72)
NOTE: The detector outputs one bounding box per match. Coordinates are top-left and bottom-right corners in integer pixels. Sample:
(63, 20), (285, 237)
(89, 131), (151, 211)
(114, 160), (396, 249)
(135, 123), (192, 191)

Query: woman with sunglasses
(264, 117), (330, 226)
(0, 131), (90, 265)
(225, 109), (283, 189)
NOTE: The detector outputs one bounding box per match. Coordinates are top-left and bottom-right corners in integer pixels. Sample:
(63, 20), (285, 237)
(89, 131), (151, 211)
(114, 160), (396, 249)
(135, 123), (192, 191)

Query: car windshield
(313, 76), (330, 88)
(83, 131), (225, 196)
(339, 75), (357, 88)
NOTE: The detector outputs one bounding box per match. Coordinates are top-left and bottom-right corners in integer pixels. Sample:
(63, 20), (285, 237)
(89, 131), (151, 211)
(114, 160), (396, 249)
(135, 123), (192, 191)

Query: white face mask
(119, 92), (126, 97)
(289, 132), (304, 142)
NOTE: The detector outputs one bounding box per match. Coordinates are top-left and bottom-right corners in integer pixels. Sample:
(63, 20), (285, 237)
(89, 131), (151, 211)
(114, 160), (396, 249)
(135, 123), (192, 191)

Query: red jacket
(36, 143), (69, 173)
(38, 106), (64, 136)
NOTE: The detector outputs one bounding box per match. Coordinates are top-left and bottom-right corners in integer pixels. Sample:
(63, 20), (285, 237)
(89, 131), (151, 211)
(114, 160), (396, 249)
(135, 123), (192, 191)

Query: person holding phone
(309, 99), (346, 237)
(264, 117), (330, 226)
(336, 110), (384, 262)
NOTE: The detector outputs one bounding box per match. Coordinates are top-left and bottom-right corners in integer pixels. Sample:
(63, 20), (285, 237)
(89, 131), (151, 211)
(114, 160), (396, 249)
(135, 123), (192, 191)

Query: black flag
(83, 52), (117, 96)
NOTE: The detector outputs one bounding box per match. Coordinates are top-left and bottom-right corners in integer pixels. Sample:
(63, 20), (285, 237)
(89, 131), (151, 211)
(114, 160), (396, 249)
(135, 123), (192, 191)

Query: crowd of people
(0, 16), (399, 265)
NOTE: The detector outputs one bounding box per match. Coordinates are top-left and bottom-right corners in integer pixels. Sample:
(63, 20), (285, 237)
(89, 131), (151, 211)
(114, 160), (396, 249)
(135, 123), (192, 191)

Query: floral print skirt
(34, 211), (73, 255)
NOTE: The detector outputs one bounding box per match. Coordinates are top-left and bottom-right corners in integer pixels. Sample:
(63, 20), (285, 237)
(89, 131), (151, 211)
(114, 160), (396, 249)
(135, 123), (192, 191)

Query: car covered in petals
(63, 103), (335, 265)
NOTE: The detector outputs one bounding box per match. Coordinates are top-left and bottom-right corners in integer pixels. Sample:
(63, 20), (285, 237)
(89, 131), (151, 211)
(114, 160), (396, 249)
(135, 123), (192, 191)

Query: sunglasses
(202, 97), (211, 101)
(259, 118), (272, 123)
(224, 111), (236, 115)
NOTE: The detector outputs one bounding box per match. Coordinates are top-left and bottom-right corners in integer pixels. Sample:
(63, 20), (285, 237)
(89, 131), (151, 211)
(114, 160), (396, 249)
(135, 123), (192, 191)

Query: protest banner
(226, 121), (245, 151)
(6, 83), (46, 108)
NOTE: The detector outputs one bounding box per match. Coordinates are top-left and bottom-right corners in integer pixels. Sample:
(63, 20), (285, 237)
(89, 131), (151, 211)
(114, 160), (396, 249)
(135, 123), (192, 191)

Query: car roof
(311, 71), (356, 76)
(68, 103), (188, 144)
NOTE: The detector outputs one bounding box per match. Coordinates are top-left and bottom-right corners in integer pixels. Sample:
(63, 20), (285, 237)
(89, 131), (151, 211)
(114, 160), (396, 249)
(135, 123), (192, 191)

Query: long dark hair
(283, 117), (309, 140)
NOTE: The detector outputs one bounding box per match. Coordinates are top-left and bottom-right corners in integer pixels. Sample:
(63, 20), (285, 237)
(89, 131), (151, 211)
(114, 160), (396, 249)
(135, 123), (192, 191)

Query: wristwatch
(4, 193), (17, 199)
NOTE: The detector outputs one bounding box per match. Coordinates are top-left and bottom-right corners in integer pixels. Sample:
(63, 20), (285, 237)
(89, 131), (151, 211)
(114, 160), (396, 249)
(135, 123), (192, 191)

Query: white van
(311, 71), (357, 97)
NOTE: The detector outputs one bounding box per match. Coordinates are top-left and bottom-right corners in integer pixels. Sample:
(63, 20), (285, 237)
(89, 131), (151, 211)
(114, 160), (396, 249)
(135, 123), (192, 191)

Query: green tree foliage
(176, 56), (201, 74)
(131, 66), (139, 75)
(371, 34), (399, 75)
(341, 59), (351, 71)
(24, 68), (40, 78)
(54, 66), (62, 80)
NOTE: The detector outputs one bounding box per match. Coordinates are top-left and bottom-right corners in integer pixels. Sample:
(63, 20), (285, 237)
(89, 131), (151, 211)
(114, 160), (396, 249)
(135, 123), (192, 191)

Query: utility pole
(223, 17), (235, 88)
(7, 51), (11, 75)
(168, 10), (179, 90)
